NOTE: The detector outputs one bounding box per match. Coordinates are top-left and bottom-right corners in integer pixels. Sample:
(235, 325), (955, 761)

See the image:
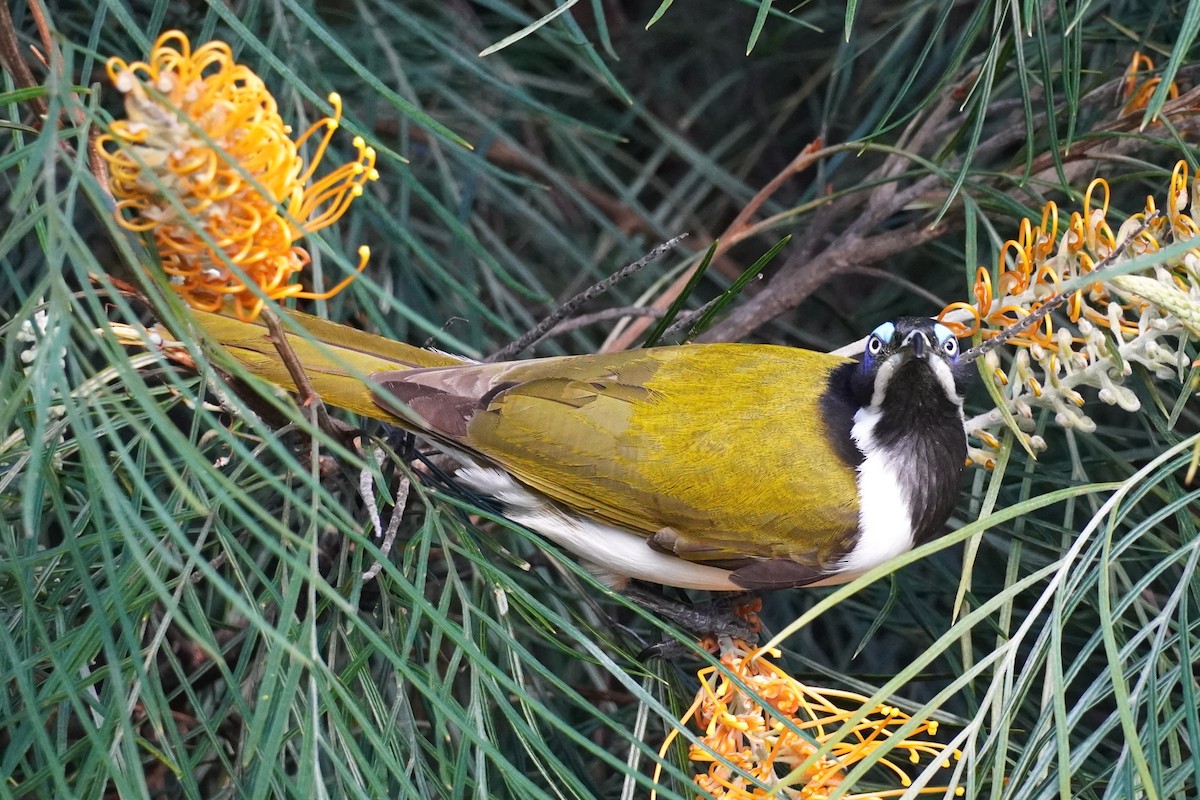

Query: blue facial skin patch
(933, 322), (959, 362)
(862, 321), (896, 371)
(871, 321), (897, 344)
(863, 320), (960, 371)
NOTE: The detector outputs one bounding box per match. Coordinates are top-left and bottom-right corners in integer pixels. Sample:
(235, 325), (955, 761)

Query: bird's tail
(142, 308), (467, 424)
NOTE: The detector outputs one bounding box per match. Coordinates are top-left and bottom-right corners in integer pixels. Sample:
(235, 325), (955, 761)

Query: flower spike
(654, 630), (961, 799)
(98, 31), (379, 322)
(941, 160), (1200, 464)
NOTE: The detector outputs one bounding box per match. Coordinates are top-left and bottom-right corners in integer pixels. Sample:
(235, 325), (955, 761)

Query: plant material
(1121, 52), (1178, 116)
(97, 30), (378, 322)
(940, 160), (1200, 465)
(938, 58), (1194, 466)
(657, 632), (961, 799)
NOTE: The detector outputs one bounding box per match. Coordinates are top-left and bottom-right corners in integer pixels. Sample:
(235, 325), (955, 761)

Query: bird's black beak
(902, 330), (929, 358)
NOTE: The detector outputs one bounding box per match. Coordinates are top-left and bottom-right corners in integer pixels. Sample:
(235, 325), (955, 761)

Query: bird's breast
(843, 406), (917, 571)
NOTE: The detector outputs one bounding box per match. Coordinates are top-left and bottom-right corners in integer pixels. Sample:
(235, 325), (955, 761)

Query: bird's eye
(932, 322), (959, 360)
(863, 321), (895, 368)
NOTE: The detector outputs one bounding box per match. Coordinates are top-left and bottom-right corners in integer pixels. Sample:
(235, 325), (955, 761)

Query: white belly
(455, 466), (740, 591)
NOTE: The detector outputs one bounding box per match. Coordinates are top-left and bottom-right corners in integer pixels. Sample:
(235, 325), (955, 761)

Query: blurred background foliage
(1, 0), (1198, 798)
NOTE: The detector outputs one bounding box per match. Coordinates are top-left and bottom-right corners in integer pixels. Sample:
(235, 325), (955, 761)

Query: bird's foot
(622, 586), (762, 660)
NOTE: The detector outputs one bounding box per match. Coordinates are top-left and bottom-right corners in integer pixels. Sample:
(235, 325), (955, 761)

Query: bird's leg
(622, 585), (762, 660)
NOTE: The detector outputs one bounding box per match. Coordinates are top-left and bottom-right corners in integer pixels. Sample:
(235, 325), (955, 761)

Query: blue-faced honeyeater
(185, 310), (972, 590)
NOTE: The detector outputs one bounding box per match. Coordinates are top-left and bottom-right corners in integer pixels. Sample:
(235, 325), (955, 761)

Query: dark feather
(374, 379), (475, 438)
(729, 559), (829, 589)
(819, 362), (866, 468)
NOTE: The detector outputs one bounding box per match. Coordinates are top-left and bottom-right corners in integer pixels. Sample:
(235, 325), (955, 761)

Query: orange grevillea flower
(98, 30), (379, 322)
(937, 181), (1147, 359)
(938, 161), (1198, 355)
(654, 631), (961, 799)
(938, 49), (1188, 361)
(1122, 51), (1179, 116)
(940, 160), (1200, 460)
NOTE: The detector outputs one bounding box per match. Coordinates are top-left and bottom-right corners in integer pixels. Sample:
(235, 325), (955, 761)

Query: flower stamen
(654, 629), (960, 799)
(97, 30), (378, 322)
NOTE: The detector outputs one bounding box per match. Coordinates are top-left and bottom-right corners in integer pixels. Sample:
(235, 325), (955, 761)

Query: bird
(185, 310), (972, 591)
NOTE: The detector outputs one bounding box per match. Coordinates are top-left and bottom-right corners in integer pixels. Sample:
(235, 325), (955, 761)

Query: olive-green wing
(372, 343), (860, 568)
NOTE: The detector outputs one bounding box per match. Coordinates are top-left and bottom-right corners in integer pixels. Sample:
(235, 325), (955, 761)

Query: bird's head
(831, 318), (975, 550)
(852, 317), (973, 411)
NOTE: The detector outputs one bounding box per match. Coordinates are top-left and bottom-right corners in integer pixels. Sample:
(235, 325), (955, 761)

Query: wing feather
(374, 344), (860, 568)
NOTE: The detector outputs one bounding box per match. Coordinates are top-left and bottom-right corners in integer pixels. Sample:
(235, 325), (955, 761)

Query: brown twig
(0, 2), (47, 120)
(26, 0), (51, 56)
(544, 306), (665, 338)
(0, 0), (111, 196)
(693, 69), (1200, 344)
(30, 0), (110, 196)
(260, 307), (350, 446)
(601, 140), (826, 352)
(601, 65), (1043, 351)
(699, 223), (953, 343)
(488, 235), (687, 361)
